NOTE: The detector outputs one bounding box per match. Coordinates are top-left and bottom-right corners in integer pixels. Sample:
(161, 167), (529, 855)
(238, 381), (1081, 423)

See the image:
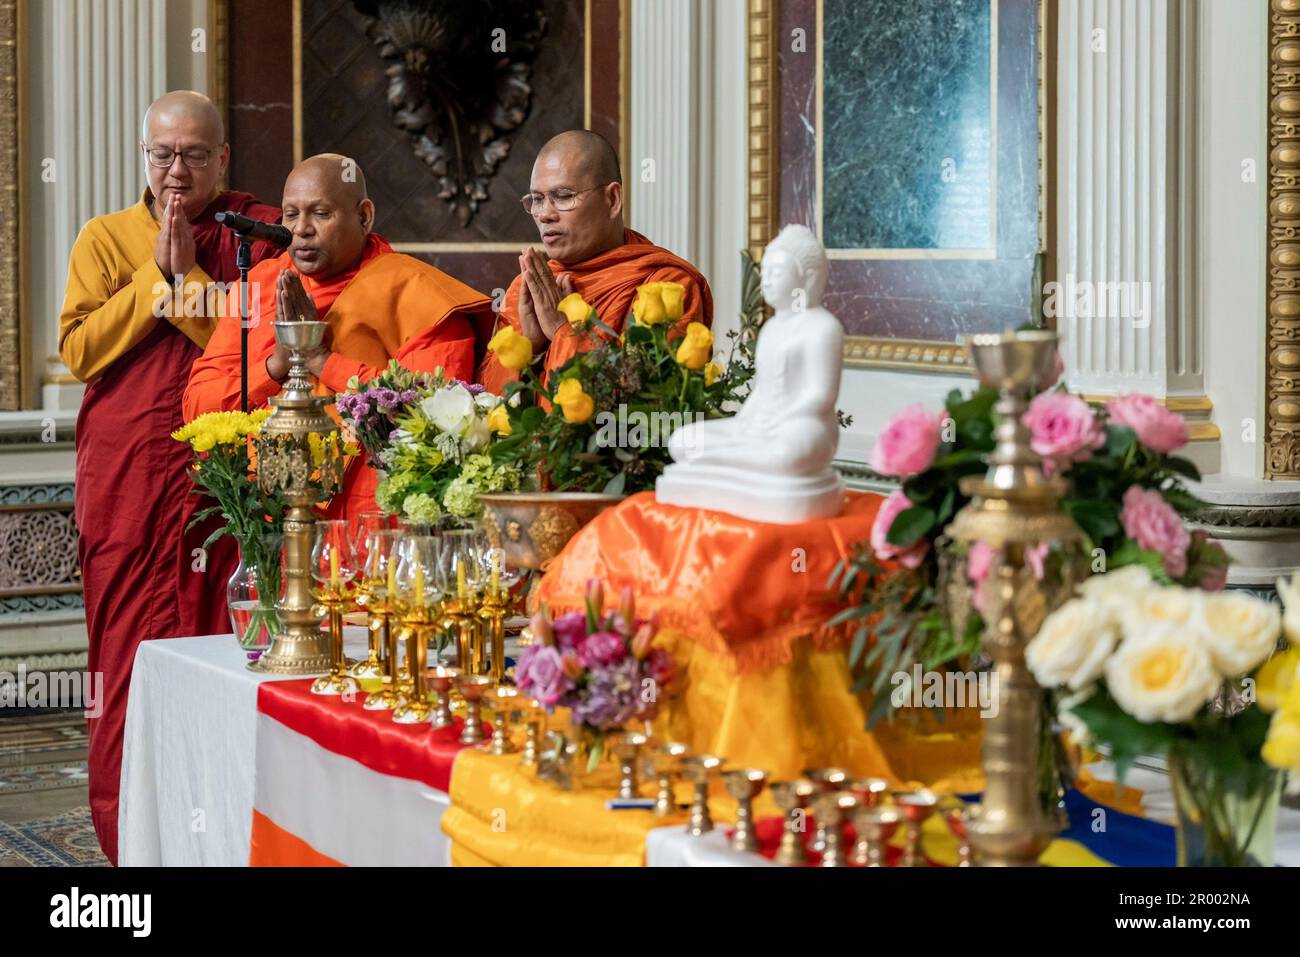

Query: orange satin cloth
(533, 491), (985, 792)
(477, 229), (713, 393)
(183, 233), (493, 520)
(249, 810), (343, 866)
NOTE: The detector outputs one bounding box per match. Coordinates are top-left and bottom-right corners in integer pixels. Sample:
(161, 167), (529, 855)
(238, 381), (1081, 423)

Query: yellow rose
(488, 326), (533, 371)
(659, 282), (685, 321)
(1256, 648), (1300, 712)
(632, 283), (669, 327)
(1025, 598), (1120, 691)
(704, 362), (722, 386)
(675, 322), (713, 370)
(553, 378), (595, 424)
(1200, 592), (1281, 677)
(557, 292), (593, 328)
(1262, 710), (1300, 771)
(487, 403), (512, 436)
(1277, 574), (1300, 646)
(1104, 628), (1221, 724)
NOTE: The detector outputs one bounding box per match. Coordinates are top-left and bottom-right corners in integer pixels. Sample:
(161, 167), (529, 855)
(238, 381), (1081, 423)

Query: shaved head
(528, 130), (625, 263)
(141, 90), (228, 220)
(281, 153), (375, 278)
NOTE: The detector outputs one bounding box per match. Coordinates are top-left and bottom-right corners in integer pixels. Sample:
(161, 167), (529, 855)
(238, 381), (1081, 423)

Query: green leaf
(601, 471), (626, 496)
(884, 505), (937, 547)
(1164, 456), (1202, 483)
(520, 406), (546, 430)
(1062, 498), (1121, 541)
(1070, 688), (1178, 782)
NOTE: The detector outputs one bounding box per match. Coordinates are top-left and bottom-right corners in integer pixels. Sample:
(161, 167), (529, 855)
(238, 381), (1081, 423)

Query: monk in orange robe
(185, 154), (493, 521)
(478, 131), (712, 393)
(59, 91), (282, 865)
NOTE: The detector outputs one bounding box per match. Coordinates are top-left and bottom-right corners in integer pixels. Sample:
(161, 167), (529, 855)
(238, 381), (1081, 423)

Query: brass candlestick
(680, 754), (724, 836)
(612, 732), (649, 800)
(361, 585), (401, 710)
(852, 805), (903, 867)
(519, 699), (546, 768)
(486, 685), (523, 754)
(946, 329), (1084, 867)
(249, 321), (345, 675)
(427, 665), (461, 730)
(812, 792), (858, 867)
(477, 584), (514, 683)
(456, 674), (494, 745)
(722, 769), (768, 854)
(769, 779), (817, 866)
(391, 597), (439, 723)
(653, 742), (691, 816)
(310, 583), (358, 695)
(349, 578), (384, 681)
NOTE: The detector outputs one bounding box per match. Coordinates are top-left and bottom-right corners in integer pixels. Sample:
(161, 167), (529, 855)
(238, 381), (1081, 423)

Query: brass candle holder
(891, 789), (939, 867)
(653, 742), (691, 816)
(803, 767), (848, 853)
(680, 754), (724, 836)
(349, 577), (385, 681)
(852, 805), (903, 867)
(812, 791), (859, 867)
(476, 584), (515, 683)
(945, 329), (1084, 867)
(519, 699), (546, 768)
(722, 769), (768, 854)
(441, 593), (482, 675)
(455, 674), (494, 745)
(249, 320), (345, 676)
(611, 732), (649, 800)
(391, 601), (440, 724)
(849, 777), (891, 808)
(310, 582), (358, 696)
(769, 779), (817, 866)
(427, 665), (461, 730)
(361, 584), (402, 711)
(485, 685), (524, 754)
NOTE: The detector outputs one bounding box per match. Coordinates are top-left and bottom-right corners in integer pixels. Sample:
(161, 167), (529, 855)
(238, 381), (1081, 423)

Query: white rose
(1276, 575), (1300, 647)
(1026, 598), (1120, 690)
(1078, 565), (1154, 612)
(1121, 586), (1204, 639)
(462, 414), (490, 452)
(474, 391), (499, 411)
(1199, 592), (1280, 677)
(1104, 628), (1221, 724)
(422, 384), (475, 436)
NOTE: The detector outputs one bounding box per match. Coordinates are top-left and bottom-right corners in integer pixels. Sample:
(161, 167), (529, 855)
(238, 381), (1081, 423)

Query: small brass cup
(485, 685), (523, 754)
(803, 767), (849, 852)
(722, 768), (768, 854)
(811, 791), (859, 867)
(455, 674), (495, 745)
(652, 742), (691, 816)
(611, 732), (650, 800)
(852, 805), (903, 867)
(769, 779), (817, 866)
(426, 665), (461, 730)
(891, 788), (939, 867)
(679, 754), (725, 836)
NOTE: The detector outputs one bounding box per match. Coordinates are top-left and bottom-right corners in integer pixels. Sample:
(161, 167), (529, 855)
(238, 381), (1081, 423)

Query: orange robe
(60, 188), (282, 866)
(184, 234), (493, 521)
(477, 228), (713, 393)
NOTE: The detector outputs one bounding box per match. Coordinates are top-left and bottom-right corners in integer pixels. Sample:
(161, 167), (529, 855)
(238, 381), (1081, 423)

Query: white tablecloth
(117, 629), (368, 867)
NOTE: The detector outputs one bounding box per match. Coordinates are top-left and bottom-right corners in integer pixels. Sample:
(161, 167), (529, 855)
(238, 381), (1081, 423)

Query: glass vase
(1169, 751), (1282, 867)
(226, 535), (283, 653)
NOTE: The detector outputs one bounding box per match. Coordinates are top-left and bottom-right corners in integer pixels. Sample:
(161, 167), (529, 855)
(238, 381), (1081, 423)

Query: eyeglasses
(143, 145), (220, 169)
(519, 184), (611, 215)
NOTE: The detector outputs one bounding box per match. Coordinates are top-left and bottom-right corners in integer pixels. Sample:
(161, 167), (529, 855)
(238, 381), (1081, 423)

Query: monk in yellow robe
(478, 131), (713, 393)
(184, 153), (494, 521)
(59, 91), (282, 865)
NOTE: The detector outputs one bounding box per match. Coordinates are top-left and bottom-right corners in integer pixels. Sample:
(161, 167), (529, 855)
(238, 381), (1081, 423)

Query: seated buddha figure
(656, 223), (845, 523)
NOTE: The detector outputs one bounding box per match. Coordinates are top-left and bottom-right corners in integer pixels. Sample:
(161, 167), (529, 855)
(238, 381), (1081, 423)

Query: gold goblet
(769, 779), (817, 866)
(849, 776), (891, 808)
(852, 805), (903, 867)
(891, 788), (939, 867)
(611, 732), (650, 800)
(653, 742), (691, 817)
(680, 754), (725, 836)
(426, 665), (461, 730)
(722, 768), (768, 854)
(803, 767), (848, 852)
(485, 684), (523, 754)
(455, 674), (494, 745)
(812, 791), (859, 867)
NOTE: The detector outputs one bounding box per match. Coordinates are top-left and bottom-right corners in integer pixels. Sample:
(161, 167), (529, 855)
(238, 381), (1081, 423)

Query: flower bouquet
(484, 283), (752, 495)
(173, 409), (285, 649)
(1029, 568), (1285, 866)
(515, 581), (675, 773)
(335, 365), (521, 525)
(832, 384), (1227, 726)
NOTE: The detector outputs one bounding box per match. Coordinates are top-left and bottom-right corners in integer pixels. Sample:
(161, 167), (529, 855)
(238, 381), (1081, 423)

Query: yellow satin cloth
(533, 491), (984, 792)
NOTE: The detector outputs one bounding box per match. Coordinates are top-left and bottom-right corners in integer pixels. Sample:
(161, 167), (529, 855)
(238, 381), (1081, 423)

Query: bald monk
(185, 154), (493, 521)
(58, 90), (281, 865)
(478, 130), (713, 393)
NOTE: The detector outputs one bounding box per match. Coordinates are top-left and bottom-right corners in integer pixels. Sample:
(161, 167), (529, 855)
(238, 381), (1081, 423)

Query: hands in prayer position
(154, 194), (197, 281)
(516, 247), (576, 351)
(266, 269), (329, 381)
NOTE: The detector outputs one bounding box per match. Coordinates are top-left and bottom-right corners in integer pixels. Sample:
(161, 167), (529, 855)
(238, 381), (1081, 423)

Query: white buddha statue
(656, 224), (845, 523)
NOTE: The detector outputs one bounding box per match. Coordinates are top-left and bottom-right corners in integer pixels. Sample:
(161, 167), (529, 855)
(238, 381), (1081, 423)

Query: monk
(477, 130), (713, 393)
(184, 153), (493, 521)
(59, 90), (282, 865)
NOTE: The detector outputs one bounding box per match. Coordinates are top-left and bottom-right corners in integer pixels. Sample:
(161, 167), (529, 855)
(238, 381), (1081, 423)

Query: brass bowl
(272, 319), (327, 351)
(479, 492), (624, 569)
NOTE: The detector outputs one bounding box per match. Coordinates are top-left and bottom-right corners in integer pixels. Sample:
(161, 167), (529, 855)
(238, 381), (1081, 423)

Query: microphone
(215, 210), (292, 248)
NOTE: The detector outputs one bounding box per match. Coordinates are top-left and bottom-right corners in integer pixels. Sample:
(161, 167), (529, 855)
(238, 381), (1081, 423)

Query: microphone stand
(237, 234), (253, 413)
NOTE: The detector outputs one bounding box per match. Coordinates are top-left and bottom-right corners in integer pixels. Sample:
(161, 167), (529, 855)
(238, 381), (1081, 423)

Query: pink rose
(1121, 485), (1191, 578)
(646, 648), (675, 689)
(870, 405), (945, 478)
(969, 540), (1047, 614)
(870, 490), (929, 570)
(1106, 393), (1188, 454)
(550, 610), (587, 650)
(515, 645), (574, 707)
(577, 630), (627, 668)
(1186, 530), (1229, 591)
(1023, 391), (1104, 464)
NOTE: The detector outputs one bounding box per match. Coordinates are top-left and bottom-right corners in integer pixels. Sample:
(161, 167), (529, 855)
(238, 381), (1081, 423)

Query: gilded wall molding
(746, 0), (779, 259)
(0, 0), (22, 410)
(1267, 0), (1300, 478)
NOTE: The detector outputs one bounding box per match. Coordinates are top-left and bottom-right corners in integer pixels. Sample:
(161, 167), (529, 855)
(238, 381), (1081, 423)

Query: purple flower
(577, 630), (627, 668)
(551, 610), (588, 651)
(372, 387), (400, 410)
(572, 658), (644, 729)
(515, 645), (573, 707)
